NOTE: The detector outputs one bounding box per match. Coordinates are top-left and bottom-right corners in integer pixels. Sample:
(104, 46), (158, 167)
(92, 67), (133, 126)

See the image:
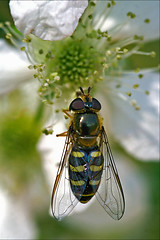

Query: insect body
(51, 87), (125, 220)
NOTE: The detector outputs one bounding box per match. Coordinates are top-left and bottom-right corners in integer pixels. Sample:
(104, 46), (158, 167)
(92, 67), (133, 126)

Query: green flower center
(46, 38), (101, 86)
(56, 40), (96, 82)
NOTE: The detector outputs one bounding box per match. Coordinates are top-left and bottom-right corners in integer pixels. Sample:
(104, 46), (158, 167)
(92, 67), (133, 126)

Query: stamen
(1, 24), (20, 49)
(131, 51), (155, 56)
(125, 92), (132, 97)
(144, 18), (150, 23)
(4, 22), (22, 41)
(79, 0), (96, 28)
(138, 74), (143, 79)
(135, 106), (140, 111)
(108, 18), (130, 37)
(111, 36), (141, 49)
(22, 47), (36, 65)
(93, 1), (115, 29)
(127, 12), (136, 19)
(145, 90), (150, 95)
(42, 128), (53, 135)
(133, 84), (139, 89)
(131, 100), (140, 111)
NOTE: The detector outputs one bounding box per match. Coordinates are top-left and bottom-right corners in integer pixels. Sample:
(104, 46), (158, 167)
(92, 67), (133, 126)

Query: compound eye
(69, 98), (85, 111)
(92, 98), (101, 110)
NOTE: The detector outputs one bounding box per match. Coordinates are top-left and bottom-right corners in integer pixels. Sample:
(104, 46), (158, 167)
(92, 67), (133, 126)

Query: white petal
(0, 39), (34, 95)
(95, 1), (159, 41)
(99, 71), (159, 161)
(0, 189), (36, 239)
(9, 0), (88, 41)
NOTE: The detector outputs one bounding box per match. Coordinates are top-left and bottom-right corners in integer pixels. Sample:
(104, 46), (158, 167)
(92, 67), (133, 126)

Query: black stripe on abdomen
(76, 178), (95, 203)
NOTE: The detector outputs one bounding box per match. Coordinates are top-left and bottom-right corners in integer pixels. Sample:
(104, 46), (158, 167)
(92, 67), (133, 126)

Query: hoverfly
(51, 87), (125, 220)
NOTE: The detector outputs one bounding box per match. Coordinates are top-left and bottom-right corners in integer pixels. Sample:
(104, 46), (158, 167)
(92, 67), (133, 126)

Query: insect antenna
(79, 87), (84, 95)
(88, 87), (91, 94)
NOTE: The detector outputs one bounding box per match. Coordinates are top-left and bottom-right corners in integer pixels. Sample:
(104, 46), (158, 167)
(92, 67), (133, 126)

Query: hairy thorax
(73, 112), (102, 147)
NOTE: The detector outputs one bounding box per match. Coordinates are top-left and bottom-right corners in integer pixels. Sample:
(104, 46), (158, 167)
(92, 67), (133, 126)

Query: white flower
(9, 0), (88, 41)
(0, 0), (159, 231)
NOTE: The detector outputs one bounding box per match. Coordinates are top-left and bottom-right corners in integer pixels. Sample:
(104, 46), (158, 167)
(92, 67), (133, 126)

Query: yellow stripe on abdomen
(75, 192), (94, 197)
(80, 200), (88, 203)
(90, 151), (101, 157)
(70, 164), (85, 172)
(90, 165), (103, 171)
(71, 151), (84, 158)
(81, 193), (94, 197)
(70, 179), (85, 186)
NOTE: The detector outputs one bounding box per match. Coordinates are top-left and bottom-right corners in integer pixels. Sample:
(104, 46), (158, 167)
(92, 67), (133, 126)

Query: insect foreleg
(63, 109), (72, 119)
(56, 131), (68, 137)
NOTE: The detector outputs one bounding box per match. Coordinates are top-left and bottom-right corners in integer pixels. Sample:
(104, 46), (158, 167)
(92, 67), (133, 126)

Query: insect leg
(63, 109), (72, 119)
(56, 131), (68, 137)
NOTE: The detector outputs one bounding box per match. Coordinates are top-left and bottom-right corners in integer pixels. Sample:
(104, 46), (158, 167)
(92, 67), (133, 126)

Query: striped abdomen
(69, 146), (104, 203)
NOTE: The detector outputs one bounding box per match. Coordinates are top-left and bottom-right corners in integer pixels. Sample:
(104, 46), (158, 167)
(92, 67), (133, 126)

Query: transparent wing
(51, 127), (78, 221)
(96, 127), (125, 220)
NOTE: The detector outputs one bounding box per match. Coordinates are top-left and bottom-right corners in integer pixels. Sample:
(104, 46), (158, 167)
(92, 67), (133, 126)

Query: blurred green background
(0, 1), (159, 239)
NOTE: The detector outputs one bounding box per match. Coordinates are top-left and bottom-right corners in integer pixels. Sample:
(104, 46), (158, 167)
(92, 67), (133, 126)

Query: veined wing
(96, 127), (125, 220)
(51, 127), (79, 220)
